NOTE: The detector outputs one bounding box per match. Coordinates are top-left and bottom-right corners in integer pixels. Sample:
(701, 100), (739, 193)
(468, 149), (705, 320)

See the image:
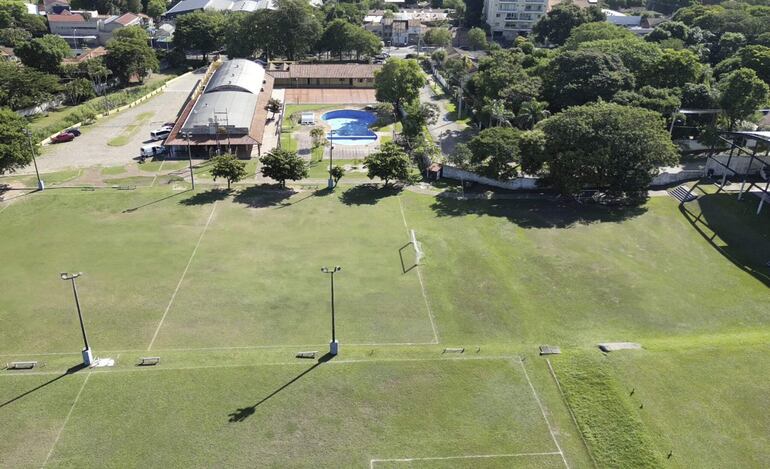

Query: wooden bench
(6, 361), (38, 370)
(137, 357), (160, 366)
(296, 351), (317, 359)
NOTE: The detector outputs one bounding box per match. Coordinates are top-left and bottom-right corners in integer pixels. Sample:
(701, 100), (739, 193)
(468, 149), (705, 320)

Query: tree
(533, 3), (604, 46)
(173, 11), (225, 60)
(447, 143), (472, 168)
(266, 98), (281, 119)
(563, 22), (635, 49)
(712, 32), (746, 63)
(330, 165), (345, 187)
(322, 2), (365, 25)
(735, 45), (770, 84)
(402, 101), (438, 138)
(681, 83), (718, 109)
(349, 27), (381, 60)
(146, 0), (167, 19)
(424, 27), (452, 47)
(463, 0), (484, 27)
(523, 102), (679, 201)
(612, 86), (681, 117)
(577, 38), (663, 87)
(259, 148), (308, 188)
(211, 153), (247, 190)
(467, 127), (522, 179)
(0, 1), (47, 37)
(320, 19), (356, 59)
(105, 32), (159, 85)
(542, 50), (634, 110)
(63, 78), (95, 105)
(467, 27), (487, 50)
(112, 25), (149, 42)
(641, 49), (703, 89)
(516, 99), (550, 130)
(0, 62), (61, 110)
(0, 27), (31, 48)
(15, 34), (71, 74)
(467, 50), (538, 115)
(481, 98), (514, 128)
(272, 0), (322, 60)
(374, 58), (426, 108)
(0, 108), (33, 175)
(718, 68), (770, 130)
(364, 142), (411, 186)
(310, 127), (326, 147)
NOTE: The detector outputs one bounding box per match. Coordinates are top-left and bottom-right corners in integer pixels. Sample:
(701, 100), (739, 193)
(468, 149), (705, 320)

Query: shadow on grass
(398, 242), (417, 274)
(430, 195), (648, 229)
(179, 189), (230, 206)
(227, 353), (334, 423)
(123, 189), (191, 212)
(232, 185), (295, 209)
(0, 363), (86, 409)
(339, 184), (403, 206)
(679, 191), (770, 287)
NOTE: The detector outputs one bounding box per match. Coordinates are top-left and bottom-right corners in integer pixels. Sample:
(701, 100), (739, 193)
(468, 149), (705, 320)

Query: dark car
(65, 128), (81, 136)
(51, 132), (75, 143)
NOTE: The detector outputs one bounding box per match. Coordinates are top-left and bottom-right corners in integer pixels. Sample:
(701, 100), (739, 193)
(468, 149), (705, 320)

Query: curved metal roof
(205, 59), (265, 95)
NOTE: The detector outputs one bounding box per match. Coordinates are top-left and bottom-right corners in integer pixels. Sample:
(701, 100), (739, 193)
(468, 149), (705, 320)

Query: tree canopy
(15, 35), (71, 74)
(0, 62), (61, 110)
(105, 28), (159, 85)
(533, 3), (604, 46)
(259, 148), (308, 188)
(718, 68), (770, 129)
(0, 108), (34, 175)
(374, 58), (426, 108)
(467, 127), (522, 179)
(363, 142), (411, 186)
(173, 11), (225, 59)
(211, 153), (248, 190)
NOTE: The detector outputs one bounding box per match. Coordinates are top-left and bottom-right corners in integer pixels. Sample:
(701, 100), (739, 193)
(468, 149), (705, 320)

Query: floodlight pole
(182, 131), (195, 189)
(328, 129), (335, 190)
(321, 266), (341, 355)
(60, 272), (93, 366)
(23, 129), (44, 190)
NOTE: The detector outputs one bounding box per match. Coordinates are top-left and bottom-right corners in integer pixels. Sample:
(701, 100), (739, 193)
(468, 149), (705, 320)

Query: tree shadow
(339, 184), (403, 206)
(679, 192), (770, 287)
(232, 185), (296, 209)
(430, 195), (648, 229)
(0, 363), (86, 409)
(179, 189), (230, 206)
(227, 353), (334, 423)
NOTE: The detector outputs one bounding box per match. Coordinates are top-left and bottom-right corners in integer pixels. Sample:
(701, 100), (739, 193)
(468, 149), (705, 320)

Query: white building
(483, 0), (548, 39)
(48, 11), (142, 47)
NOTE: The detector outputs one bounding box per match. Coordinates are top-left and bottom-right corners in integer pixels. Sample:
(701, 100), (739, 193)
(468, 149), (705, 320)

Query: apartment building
(483, 0), (548, 39)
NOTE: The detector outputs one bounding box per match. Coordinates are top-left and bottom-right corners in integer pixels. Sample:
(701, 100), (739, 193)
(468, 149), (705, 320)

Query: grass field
(1, 184), (768, 468)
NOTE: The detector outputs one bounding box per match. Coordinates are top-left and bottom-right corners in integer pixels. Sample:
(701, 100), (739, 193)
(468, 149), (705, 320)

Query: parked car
(65, 128), (81, 136)
(140, 143), (167, 158)
(150, 129), (171, 141)
(51, 132), (75, 143)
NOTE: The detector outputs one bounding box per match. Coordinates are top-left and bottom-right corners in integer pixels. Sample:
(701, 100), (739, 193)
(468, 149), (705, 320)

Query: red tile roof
(269, 64), (382, 80)
(47, 13), (85, 22)
(113, 12), (139, 25)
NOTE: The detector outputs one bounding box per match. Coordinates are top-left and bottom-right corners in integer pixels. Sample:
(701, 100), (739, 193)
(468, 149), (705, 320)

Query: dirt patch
(283, 88), (377, 104)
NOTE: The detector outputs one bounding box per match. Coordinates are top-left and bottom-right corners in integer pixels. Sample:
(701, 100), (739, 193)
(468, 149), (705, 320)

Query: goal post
(411, 229), (424, 264)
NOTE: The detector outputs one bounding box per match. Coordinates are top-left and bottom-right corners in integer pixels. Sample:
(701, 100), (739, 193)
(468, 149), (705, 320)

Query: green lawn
(307, 159), (368, 179)
(0, 169), (82, 188)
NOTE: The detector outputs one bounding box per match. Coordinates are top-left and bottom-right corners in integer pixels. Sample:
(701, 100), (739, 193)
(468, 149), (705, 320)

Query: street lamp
(60, 272), (93, 366)
(327, 129), (335, 190)
(23, 129), (44, 190)
(181, 131), (195, 189)
(321, 266), (341, 355)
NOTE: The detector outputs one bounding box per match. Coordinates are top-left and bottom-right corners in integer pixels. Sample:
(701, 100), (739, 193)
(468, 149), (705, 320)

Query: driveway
(419, 77), (473, 156)
(29, 71), (203, 173)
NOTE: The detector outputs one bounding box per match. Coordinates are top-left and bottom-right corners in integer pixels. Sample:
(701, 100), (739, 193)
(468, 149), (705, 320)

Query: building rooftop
(47, 12), (85, 22)
(268, 63), (382, 80)
(165, 0), (275, 16)
(110, 12), (140, 25)
(206, 59), (266, 95)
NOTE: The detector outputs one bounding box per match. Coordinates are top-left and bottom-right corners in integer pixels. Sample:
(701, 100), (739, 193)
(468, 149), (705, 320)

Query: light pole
(182, 131), (195, 189)
(327, 129), (335, 190)
(23, 129), (44, 190)
(60, 272), (93, 366)
(321, 266), (341, 355)
(73, 28), (78, 51)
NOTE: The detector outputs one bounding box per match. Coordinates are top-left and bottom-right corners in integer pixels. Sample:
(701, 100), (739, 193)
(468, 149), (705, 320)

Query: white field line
(546, 358), (598, 468)
(2, 355), (520, 378)
(41, 372), (91, 468)
(397, 196), (439, 344)
(370, 451), (562, 468)
(518, 359), (570, 469)
(149, 159), (166, 188)
(147, 201), (218, 351)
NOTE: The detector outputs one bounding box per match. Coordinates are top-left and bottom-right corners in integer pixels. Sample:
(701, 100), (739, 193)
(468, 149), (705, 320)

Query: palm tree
(516, 100), (551, 129)
(482, 99), (514, 128)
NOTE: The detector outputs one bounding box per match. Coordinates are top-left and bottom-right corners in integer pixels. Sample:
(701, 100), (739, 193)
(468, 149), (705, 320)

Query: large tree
(563, 22), (635, 50)
(467, 27), (487, 50)
(272, 0), (322, 60)
(523, 102), (679, 201)
(15, 34), (71, 74)
(612, 86), (682, 117)
(463, 0), (484, 27)
(0, 108), (34, 175)
(105, 29), (159, 85)
(577, 38), (664, 87)
(364, 142), (411, 186)
(259, 148), (308, 188)
(211, 153), (247, 190)
(0, 62), (61, 110)
(374, 58), (426, 108)
(424, 27), (452, 47)
(641, 48), (703, 90)
(467, 127), (522, 179)
(542, 50), (634, 110)
(533, 2), (604, 46)
(718, 68), (770, 130)
(173, 11), (225, 60)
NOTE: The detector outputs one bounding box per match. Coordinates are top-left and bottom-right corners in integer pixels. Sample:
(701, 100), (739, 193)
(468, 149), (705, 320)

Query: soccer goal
(411, 229), (424, 264)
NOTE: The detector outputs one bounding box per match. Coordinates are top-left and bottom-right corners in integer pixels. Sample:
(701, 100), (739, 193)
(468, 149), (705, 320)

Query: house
(61, 46), (107, 65)
(483, 0), (548, 39)
(164, 59), (275, 158)
(0, 47), (18, 62)
(268, 63), (382, 88)
(47, 11), (141, 47)
(602, 9), (654, 35)
(364, 10), (447, 46)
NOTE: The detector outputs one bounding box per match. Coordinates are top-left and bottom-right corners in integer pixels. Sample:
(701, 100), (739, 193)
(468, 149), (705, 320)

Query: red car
(51, 132), (75, 143)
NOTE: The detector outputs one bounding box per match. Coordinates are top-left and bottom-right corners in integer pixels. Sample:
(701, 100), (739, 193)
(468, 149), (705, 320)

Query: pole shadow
(227, 353), (334, 423)
(0, 363), (87, 409)
(123, 189), (192, 213)
(398, 242), (417, 274)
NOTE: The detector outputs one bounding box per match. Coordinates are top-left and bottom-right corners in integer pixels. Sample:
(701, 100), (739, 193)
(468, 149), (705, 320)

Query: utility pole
(60, 272), (93, 366)
(321, 266), (341, 355)
(328, 130), (335, 190)
(182, 131), (195, 189)
(23, 129), (44, 190)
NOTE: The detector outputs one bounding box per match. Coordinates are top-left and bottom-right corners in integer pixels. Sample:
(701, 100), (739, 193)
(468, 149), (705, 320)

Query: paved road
(419, 78), (473, 156)
(28, 71), (203, 173)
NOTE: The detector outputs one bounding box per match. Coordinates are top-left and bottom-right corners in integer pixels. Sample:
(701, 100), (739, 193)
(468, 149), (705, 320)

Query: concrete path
(25, 71), (203, 174)
(419, 78), (473, 156)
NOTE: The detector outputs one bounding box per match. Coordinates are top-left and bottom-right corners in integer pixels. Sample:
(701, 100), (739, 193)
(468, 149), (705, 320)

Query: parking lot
(34, 71), (202, 173)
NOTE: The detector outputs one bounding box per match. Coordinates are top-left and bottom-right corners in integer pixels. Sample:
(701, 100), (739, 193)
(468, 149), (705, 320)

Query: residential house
(48, 11), (141, 47)
(364, 10), (447, 46)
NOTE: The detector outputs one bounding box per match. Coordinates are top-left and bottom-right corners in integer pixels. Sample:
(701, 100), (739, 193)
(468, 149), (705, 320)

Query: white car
(150, 128), (171, 141)
(140, 143), (167, 157)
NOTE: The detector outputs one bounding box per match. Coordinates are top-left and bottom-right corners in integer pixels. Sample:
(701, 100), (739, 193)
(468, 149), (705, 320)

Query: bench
(137, 357), (160, 366)
(539, 345), (561, 356)
(296, 351), (317, 359)
(442, 347), (464, 354)
(6, 361), (38, 370)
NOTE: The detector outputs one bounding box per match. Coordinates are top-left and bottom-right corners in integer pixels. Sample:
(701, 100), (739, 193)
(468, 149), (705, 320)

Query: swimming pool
(321, 109), (378, 145)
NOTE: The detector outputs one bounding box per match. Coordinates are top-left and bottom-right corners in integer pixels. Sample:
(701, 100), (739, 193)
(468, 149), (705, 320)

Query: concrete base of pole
(329, 340), (339, 356)
(82, 348), (94, 366)
(328, 177), (334, 190)
(38, 180), (45, 191)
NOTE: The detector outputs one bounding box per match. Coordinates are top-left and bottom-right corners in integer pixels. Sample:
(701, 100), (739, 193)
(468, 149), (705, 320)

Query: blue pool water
(321, 109), (378, 145)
